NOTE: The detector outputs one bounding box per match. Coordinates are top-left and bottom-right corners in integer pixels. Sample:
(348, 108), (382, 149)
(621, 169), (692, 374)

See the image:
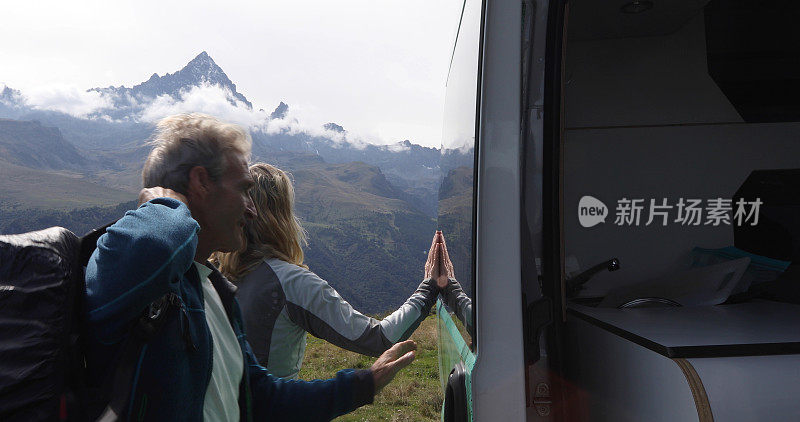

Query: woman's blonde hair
(213, 163), (308, 281)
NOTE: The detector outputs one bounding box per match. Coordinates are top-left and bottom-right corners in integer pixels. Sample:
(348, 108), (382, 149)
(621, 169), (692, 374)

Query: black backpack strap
(79, 223), (180, 421)
(80, 220), (117, 267)
(95, 293), (178, 421)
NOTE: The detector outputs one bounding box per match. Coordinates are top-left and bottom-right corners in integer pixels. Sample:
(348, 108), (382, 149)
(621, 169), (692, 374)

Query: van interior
(562, 0), (800, 305)
(558, 1), (800, 419)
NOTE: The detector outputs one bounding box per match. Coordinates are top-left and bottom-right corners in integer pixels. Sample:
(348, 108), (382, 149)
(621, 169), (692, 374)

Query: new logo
(578, 196), (608, 228)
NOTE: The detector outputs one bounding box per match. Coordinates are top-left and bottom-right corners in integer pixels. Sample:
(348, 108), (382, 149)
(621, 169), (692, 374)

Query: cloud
(11, 79), (400, 151)
(137, 83), (383, 149)
(262, 105), (309, 135)
(386, 142), (411, 153)
(24, 84), (113, 117)
(259, 103), (382, 149)
(139, 83), (270, 128)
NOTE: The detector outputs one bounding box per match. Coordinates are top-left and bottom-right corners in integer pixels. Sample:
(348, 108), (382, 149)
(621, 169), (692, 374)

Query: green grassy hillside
(0, 119), (87, 170)
(0, 160), (134, 212)
(0, 200), (136, 235)
(288, 160), (437, 314)
(299, 315), (442, 421)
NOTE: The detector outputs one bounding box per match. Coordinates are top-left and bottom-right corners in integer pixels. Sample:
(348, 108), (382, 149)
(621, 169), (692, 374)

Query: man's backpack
(0, 224), (171, 421)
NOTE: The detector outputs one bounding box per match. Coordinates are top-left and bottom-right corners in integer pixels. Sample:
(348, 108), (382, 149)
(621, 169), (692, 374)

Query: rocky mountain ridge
(1, 52), (442, 213)
(90, 51), (251, 118)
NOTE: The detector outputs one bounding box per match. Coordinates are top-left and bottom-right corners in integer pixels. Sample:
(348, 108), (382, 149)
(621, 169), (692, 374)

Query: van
(436, 0), (800, 420)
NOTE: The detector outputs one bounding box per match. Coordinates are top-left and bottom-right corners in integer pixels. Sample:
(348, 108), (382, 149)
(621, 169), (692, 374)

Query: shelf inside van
(567, 300), (800, 358)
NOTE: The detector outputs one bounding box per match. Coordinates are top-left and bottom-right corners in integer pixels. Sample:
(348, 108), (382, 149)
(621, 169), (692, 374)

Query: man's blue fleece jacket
(84, 197), (374, 421)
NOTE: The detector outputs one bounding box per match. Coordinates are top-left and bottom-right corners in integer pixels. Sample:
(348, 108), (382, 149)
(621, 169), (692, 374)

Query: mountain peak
(86, 51), (254, 119)
(107, 51), (254, 110)
(270, 102), (289, 119)
(183, 51), (221, 74)
(180, 51), (227, 80)
(0, 85), (24, 108)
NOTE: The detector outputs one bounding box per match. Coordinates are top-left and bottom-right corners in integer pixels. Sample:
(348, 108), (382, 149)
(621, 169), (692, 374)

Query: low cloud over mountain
(6, 53), (432, 151)
(138, 83), (266, 127)
(88, 51), (252, 119)
(1, 52), (445, 215)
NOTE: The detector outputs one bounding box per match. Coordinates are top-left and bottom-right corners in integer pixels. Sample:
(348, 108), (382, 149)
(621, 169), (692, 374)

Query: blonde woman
(214, 163), (439, 379)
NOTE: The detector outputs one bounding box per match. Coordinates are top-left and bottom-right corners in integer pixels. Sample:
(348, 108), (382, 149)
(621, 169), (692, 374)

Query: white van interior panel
(564, 123), (800, 292)
(565, 14), (740, 128)
(564, 316), (700, 421)
(688, 354), (800, 421)
(562, 10), (800, 293)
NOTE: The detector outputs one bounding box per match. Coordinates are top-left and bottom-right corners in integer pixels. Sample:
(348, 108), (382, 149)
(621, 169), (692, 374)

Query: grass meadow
(298, 315), (442, 421)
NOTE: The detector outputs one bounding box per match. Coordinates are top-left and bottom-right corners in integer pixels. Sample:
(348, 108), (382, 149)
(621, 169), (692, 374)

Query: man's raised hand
(370, 339), (417, 394)
(138, 187), (187, 207)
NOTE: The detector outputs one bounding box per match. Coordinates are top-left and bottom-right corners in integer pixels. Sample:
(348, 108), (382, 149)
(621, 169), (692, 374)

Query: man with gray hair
(85, 113), (416, 421)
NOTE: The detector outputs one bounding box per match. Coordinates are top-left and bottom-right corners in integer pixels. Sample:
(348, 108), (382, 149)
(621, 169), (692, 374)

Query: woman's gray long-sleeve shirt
(236, 258), (438, 379)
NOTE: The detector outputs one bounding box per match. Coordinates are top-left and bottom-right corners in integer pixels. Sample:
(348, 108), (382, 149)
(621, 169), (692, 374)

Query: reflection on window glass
(437, 0), (481, 340)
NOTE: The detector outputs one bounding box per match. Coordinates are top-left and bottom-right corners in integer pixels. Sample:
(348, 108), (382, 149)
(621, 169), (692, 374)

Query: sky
(0, 0), (464, 148)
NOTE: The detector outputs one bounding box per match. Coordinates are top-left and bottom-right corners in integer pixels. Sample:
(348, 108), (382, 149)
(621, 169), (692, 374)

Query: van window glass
(438, 0), (482, 343)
